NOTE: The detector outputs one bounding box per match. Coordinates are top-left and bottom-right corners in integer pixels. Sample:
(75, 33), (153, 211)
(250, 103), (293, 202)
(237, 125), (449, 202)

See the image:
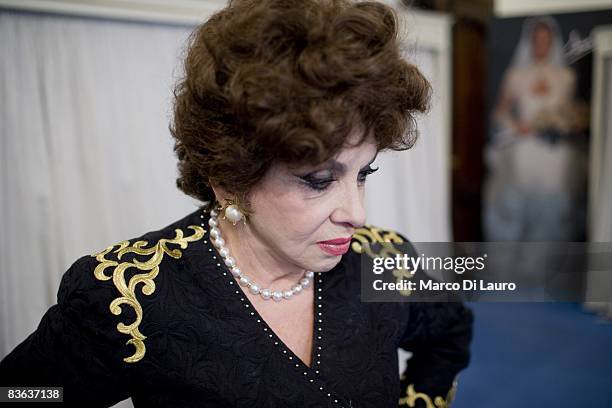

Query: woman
(0, 0), (472, 407)
(484, 16), (589, 241)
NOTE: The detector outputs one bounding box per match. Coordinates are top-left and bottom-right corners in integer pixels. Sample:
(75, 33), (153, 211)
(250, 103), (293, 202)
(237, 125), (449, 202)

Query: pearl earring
(221, 199), (246, 226)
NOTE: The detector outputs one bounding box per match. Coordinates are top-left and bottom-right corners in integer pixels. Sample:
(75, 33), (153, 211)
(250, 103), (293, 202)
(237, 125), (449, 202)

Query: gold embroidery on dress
(350, 225), (404, 256)
(92, 225), (205, 363)
(351, 225), (412, 296)
(398, 381), (458, 408)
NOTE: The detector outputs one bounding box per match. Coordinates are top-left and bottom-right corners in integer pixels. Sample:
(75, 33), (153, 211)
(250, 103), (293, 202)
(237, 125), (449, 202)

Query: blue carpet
(453, 303), (612, 408)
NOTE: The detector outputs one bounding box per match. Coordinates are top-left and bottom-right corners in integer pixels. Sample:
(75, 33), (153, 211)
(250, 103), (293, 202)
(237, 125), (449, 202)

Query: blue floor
(453, 303), (612, 408)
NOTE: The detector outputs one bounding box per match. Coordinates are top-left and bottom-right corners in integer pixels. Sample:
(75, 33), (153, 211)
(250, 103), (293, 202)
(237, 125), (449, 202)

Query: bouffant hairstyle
(171, 0), (430, 205)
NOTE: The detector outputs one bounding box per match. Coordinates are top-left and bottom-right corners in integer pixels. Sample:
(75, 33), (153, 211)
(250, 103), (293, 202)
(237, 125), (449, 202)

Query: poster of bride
(483, 10), (612, 242)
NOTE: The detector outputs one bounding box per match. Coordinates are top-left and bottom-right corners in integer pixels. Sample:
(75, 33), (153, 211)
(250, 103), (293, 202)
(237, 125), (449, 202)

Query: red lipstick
(317, 237), (352, 256)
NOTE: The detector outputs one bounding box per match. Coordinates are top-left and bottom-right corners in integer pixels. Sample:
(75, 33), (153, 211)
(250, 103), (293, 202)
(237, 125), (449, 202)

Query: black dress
(0, 206), (473, 407)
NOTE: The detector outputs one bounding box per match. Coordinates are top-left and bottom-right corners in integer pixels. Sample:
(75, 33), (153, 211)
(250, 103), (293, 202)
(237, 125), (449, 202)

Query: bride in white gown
(484, 16), (588, 241)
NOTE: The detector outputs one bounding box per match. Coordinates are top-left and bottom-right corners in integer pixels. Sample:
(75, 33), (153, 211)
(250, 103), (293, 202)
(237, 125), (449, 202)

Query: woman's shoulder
(57, 206), (211, 362)
(348, 224), (415, 260)
(64, 206), (208, 290)
(90, 207), (208, 265)
(350, 224), (409, 248)
(100, 206), (208, 256)
(342, 224), (416, 282)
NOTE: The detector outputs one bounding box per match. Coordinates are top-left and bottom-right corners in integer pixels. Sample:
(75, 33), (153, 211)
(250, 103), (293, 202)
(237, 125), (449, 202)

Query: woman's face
(246, 132), (378, 273)
(532, 24), (553, 62)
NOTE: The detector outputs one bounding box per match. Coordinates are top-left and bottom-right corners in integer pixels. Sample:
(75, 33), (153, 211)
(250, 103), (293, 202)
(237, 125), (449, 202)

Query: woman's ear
(210, 183), (229, 205)
(209, 181), (252, 215)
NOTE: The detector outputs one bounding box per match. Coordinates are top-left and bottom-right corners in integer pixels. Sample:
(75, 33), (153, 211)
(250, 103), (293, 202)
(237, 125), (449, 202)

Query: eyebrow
(326, 152), (378, 174)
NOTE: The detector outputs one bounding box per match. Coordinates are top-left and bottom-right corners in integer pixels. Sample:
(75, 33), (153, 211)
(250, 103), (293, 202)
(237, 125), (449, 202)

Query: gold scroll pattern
(92, 225), (205, 363)
(398, 381), (458, 408)
(351, 225), (413, 297)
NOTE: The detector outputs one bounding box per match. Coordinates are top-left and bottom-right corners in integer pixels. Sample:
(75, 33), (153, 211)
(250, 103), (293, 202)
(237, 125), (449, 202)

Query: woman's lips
(317, 237), (352, 256)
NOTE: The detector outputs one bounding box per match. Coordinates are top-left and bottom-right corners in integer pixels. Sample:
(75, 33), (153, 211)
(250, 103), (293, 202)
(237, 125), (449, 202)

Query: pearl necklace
(208, 207), (314, 302)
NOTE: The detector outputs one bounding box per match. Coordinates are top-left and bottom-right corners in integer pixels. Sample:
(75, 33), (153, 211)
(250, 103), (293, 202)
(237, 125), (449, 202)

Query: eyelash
(299, 166), (379, 192)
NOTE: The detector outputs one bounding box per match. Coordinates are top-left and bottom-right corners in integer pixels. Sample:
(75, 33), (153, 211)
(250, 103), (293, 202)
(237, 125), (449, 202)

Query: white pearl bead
(283, 290), (293, 300)
(292, 284), (303, 294)
(261, 289), (272, 300)
(209, 228), (220, 239)
(300, 278), (310, 287)
(224, 205), (244, 224)
(249, 284), (260, 295)
(230, 267), (241, 277)
(272, 291), (283, 302)
(239, 276), (250, 286)
(213, 238), (225, 248)
(218, 247), (229, 258)
(208, 218), (218, 227)
(224, 257), (235, 268)
(305, 271), (314, 279)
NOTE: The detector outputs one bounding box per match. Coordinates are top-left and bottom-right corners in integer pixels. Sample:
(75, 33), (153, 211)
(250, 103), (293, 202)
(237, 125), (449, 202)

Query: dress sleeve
(397, 302), (473, 408)
(0, 255), (131, 407)
(349, 225), (474, 407)
(393, 236), (473, 407)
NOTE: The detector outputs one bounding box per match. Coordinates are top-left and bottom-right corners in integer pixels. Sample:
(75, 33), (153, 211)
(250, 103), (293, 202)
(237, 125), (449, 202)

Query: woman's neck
(217, 217), (307, 288)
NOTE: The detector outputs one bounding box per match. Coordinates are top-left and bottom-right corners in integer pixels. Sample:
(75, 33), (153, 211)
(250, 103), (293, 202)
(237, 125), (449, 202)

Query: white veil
(510, 16), (567, 68)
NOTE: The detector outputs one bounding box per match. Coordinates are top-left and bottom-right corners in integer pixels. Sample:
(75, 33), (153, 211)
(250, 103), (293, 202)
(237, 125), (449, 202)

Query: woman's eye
(298, 166), (379, 191)
(298, 174), (336, 192)
(307, 179), (334, 191)
(358, 166), (379, 183)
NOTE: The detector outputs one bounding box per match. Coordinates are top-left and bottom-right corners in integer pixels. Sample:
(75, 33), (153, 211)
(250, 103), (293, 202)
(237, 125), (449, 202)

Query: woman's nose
(330, 183), (366, 228)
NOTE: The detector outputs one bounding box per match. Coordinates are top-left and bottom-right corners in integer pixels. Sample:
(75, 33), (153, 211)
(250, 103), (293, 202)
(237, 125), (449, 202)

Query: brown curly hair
(170, 0), (431, 206)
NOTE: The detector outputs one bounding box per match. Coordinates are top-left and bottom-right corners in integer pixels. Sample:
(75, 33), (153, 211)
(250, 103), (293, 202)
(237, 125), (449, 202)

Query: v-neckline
(230, 270), (322, 371)
(199, 208), (325, 376)
(194, 206), (354, 407)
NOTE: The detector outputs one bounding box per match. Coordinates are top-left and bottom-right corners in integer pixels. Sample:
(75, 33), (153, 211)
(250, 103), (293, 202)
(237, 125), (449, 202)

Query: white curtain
(365, 47), (451, 242)
(0, 11), (198, 356)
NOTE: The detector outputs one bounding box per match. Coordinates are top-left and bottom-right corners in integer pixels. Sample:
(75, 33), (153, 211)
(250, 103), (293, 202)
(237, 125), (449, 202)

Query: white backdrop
(365, 46), (451, 241)
(0, 12), (197, 357)
(0, 6), (451, 407)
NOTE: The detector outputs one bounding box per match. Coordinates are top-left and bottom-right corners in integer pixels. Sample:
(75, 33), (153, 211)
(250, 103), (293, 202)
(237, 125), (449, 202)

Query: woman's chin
(309, 255), (344, 273)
